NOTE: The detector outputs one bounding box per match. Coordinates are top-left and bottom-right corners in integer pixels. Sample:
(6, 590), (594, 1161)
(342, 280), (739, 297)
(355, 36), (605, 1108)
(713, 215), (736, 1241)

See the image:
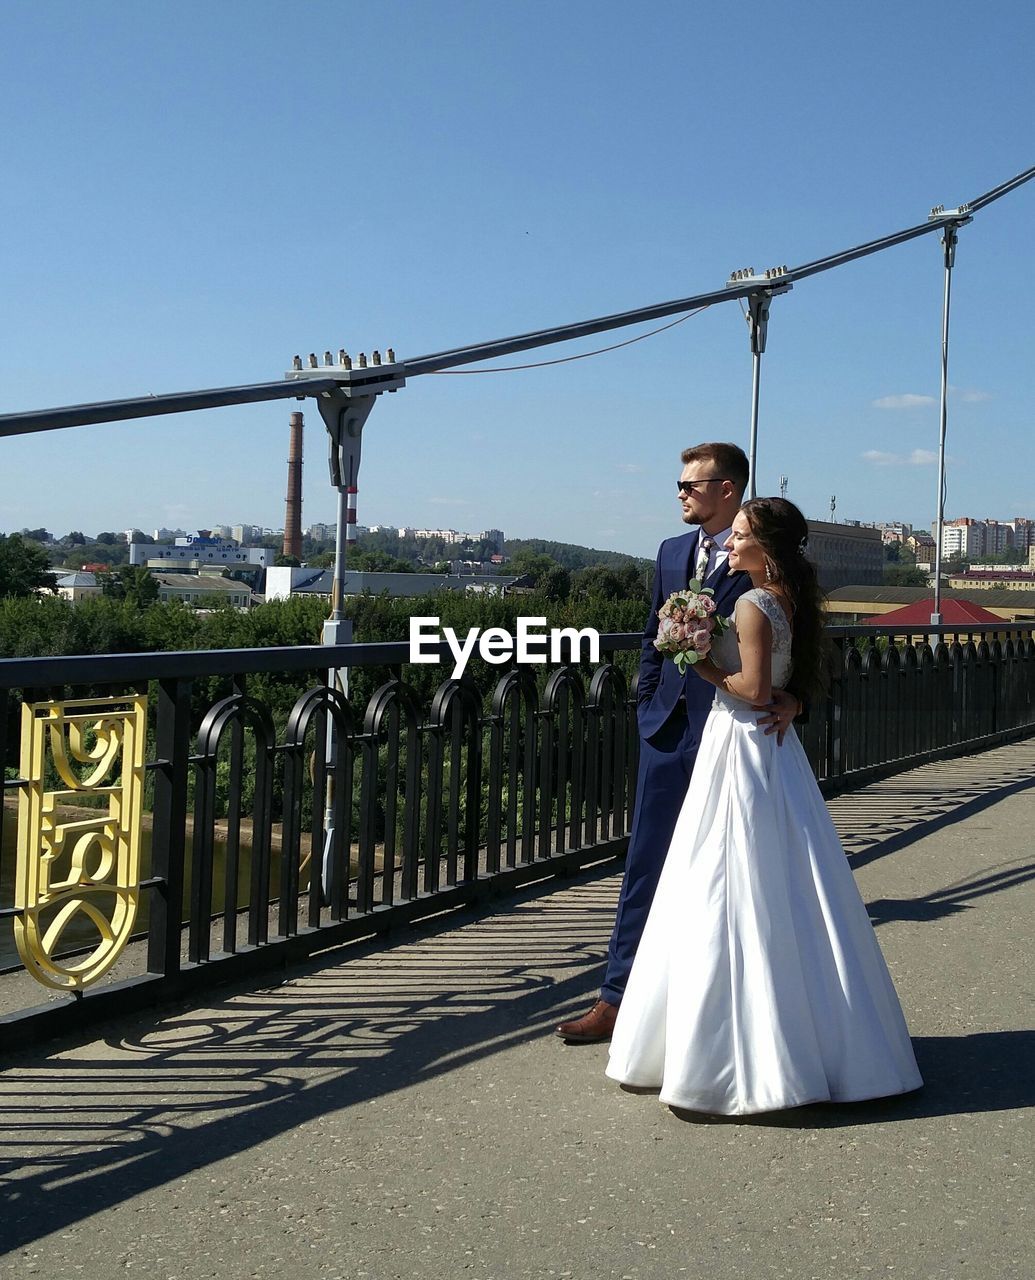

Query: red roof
(861, 599), (1002, 625)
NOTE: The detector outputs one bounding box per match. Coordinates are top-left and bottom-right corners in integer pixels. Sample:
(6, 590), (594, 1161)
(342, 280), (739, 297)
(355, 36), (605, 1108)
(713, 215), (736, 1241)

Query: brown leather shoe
(556, 999), (619, 1042)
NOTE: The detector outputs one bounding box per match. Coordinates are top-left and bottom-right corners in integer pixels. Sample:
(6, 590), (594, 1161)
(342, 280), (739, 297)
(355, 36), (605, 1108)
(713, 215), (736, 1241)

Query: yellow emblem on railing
(15, 694), (147, 990)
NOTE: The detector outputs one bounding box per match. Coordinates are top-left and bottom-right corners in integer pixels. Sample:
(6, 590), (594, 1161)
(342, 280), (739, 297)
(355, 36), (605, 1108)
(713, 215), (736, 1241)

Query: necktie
(694, 536), (714, 584)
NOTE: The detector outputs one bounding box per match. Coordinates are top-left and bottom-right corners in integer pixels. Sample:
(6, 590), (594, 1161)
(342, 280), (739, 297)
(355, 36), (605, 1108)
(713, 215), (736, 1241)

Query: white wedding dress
(606, 588), (922, 1114)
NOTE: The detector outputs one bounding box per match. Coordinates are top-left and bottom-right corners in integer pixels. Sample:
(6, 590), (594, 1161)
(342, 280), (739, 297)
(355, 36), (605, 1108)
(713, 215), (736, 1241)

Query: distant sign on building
(129, 534), (270, 571)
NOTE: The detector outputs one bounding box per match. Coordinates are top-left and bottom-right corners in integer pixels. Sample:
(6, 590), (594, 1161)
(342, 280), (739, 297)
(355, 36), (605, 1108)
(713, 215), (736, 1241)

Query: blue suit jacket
(636, 529), (753, 748)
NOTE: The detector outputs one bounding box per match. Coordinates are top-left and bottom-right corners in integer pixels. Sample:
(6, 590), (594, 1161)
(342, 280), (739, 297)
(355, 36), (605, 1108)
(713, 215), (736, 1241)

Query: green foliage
(0, 533), (57, 598)
(570, 563), (651, 605)
(62, 539), (130, 569)
(507, 551), (559, 583)
(340, 530), (649, 579)
(979, 548), (1027, 565)
(0, 588), (646, 823)
(503, 537), (651, 574)
(98, 564), (160, 607)
(348, 550), (414, 573)
(882, 565), (930, 587)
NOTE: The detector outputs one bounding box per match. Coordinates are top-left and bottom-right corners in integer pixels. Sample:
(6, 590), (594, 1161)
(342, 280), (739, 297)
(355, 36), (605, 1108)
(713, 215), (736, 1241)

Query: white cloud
(616, 462), (646, 474)
(862, 449), (939, 467)
(871, 393), (937, 410)
(953, 386), (992, 404)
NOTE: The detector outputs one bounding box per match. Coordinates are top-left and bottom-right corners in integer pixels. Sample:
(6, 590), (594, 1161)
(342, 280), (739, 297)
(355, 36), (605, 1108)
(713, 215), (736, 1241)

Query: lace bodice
(711, 588), (793, 690)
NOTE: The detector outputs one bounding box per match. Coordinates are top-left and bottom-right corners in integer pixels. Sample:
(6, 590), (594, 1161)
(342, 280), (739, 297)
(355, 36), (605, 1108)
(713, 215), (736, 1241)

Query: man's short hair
(680, 442), (749, 497)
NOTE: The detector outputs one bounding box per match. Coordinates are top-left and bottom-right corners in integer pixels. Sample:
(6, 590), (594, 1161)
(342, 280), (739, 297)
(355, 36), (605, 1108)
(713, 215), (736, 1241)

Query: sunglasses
(677, 478), (732, 495)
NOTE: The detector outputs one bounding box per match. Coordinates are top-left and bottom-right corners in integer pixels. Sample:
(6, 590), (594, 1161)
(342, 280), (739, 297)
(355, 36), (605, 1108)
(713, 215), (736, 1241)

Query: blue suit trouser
(599, 710), (698, 1006)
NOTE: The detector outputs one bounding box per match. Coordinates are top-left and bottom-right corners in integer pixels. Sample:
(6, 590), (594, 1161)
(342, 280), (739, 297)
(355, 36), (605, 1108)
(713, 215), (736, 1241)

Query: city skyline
(13, 507), (1035, 557)
(2, 3), (1035, 559)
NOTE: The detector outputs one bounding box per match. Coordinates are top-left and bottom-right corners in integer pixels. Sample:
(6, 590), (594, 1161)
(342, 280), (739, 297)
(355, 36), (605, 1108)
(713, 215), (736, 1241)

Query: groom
(556, 441), (799, 1041)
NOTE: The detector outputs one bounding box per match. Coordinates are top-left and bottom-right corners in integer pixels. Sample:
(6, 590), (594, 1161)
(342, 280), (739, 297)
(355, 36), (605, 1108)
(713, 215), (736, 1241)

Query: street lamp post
(929, 208), (973, 627)
(288, 352), (406, 900)
(725, 268), (792, 498)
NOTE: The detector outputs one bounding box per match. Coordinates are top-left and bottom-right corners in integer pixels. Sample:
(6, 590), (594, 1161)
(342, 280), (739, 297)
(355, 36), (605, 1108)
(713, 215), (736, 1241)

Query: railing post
(824, 635), (842, 781)
(147, 676), (192, 977)
(0, 687), (8, 843)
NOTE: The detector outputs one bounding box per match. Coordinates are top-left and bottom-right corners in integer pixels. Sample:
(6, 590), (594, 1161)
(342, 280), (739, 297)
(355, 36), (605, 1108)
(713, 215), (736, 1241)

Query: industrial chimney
(283, 411), (304, 560)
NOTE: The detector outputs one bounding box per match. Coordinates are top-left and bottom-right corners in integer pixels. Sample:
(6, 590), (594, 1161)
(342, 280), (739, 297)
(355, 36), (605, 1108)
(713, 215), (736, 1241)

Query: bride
(606, 497), (923, 1115)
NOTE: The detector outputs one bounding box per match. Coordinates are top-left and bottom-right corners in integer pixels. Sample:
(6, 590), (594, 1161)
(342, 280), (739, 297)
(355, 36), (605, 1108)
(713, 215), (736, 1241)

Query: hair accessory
(797, 537), (808, 555)
(765, 561), (773, 583)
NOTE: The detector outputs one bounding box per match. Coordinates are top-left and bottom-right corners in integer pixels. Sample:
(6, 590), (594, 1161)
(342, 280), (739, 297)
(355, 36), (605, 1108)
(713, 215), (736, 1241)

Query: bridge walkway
(2, 741), (1033, 1279)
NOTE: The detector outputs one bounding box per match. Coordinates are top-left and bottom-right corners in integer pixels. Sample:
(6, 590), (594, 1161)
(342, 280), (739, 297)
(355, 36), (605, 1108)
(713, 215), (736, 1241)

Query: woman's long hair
(739, 497), (828, 700)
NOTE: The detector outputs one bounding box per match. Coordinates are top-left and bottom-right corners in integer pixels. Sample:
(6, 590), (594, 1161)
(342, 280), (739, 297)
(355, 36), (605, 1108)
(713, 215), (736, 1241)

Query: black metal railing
(2, 618), (1035, 1043)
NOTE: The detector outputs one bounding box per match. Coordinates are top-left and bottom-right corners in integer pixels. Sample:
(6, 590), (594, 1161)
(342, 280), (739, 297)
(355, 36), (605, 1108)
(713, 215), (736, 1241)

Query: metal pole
(329, 484), (349, 623)
(743, 290), (782, 499)
(748, 349), (762, 499)
(318, 390), (376, 902)
(931, 221), (966, 625)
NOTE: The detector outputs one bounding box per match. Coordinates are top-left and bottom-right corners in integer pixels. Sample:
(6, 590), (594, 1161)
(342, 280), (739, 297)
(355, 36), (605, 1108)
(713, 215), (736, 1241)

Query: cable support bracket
(284, 348), (406, 399)
(928, 206), (973, 268)
(726, 266), (793, 356)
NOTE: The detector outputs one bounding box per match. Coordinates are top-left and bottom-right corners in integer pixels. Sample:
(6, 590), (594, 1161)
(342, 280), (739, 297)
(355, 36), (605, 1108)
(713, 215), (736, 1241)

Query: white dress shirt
(697, 525), (733, 581)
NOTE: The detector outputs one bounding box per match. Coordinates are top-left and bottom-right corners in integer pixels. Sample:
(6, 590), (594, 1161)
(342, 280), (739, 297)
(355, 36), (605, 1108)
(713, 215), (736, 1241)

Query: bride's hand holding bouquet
(653, 580), (730, 674)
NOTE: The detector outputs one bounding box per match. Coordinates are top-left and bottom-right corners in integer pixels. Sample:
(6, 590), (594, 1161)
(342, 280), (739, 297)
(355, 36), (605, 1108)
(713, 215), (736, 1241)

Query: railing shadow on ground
(2, 744), (1035, 1252)
(0, 875), (1028, 1244)
(866, 859), (1035, 924)
(829, 745), (1035, 869)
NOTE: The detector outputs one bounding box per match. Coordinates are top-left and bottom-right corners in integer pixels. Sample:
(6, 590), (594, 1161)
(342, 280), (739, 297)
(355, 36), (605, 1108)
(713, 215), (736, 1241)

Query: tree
(348, 550), (413, 573)
(508, 551), (561, 584)
(571, 564), (645, 602)
(0, 534), (57, 598)
(539, 565), (571, 602)
(65, 530), (86, 546)
(94, 532), (118, 546)
(99, 564), (159, 607)
(882, 565), (929, 587)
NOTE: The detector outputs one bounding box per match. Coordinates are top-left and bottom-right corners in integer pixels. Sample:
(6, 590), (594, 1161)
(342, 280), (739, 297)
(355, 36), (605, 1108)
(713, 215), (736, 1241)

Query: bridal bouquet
(653, 581), (730, 673)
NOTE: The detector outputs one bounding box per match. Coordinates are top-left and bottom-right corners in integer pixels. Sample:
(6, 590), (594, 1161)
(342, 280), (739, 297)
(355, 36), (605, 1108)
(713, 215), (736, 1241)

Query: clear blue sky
(2, 0), (1033, 557)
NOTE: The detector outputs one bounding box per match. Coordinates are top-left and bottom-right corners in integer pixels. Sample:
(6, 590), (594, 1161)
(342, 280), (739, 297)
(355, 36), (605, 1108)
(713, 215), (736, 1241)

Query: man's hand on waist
(753, 687), (801, 746)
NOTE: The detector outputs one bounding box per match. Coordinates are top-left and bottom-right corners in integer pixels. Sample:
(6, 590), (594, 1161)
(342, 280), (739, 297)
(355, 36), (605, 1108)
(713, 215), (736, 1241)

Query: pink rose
(698, 594), (717, 615)
(691, 627), (712, 653)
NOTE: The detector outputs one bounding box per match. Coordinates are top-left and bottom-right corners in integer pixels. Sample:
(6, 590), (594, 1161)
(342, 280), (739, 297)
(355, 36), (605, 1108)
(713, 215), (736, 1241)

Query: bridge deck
(2, 741), (1033, 1278)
